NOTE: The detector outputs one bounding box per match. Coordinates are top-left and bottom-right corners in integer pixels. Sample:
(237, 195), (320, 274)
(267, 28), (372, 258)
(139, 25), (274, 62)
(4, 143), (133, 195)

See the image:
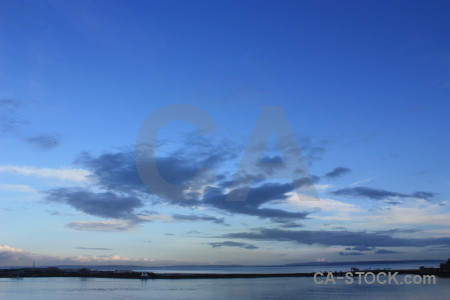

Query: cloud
(0, 245), (154, 267)
(324, 167), (351, 179)
(374, 249), (401, 254)
(208, 241), (259, 250)
(279, 222), (304, 228)
(332, 187), (436, 201)
(79, 136), (236, 191)
(74, 247), (113, 250)
(202, 180), (313, 222)
(0, 184), (37, 193)
(339, 246), (401, 256)
(172, 214), (226, 225)
(67, 148), (315, 223)
(350, 176), (377, 186)
(362, 201), (450, 227)
(339, 251), (364, 256)
(0, 245), (32, 264)
(0, 165), (90, 182)
(66, 221), (138, 231)
(222, 228), (450, 248)
(374, 228), (420, 235)
(411, 191), (436, 200)
(344, 246), (375, 251)
(26, 133), (62, 150)
(285, 194), (361, 215)
(46, 188), (144, 221)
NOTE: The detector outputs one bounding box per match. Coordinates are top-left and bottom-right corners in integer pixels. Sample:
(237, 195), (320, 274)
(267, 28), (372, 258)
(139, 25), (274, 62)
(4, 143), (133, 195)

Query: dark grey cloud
(279, 222), (304, 228)
(374, 228), (420, 235)
(45, 188), (144, 221)
(332, 187), (436, 201)
(69, 147), (315, 223)
(42, 129), (320, 227)
(202, 179), (313, 221)
(76, 141), (235, 199)
(75, 151), (149, 194)
(374, 249), (401, 254)
(339, 251), (364, 256)
(333, 187), (407, 200)
(222, 228), (450, 248)
(74, 247), (113, 251)
(411, 191), (436, 200)
(172, 214), (225, 225)
(340, 246), (401, 256)
(208, 241), (259, 250)
(324, 167), (351, 179)
(333, 226), (347, 230)
(26, 133), (62, 150)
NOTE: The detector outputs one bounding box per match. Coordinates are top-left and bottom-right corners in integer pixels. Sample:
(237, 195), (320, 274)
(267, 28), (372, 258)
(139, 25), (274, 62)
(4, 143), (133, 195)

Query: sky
(0, 0), (449, 267)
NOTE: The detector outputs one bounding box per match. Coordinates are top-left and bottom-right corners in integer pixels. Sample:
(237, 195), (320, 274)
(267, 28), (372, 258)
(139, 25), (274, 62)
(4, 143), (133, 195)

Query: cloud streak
(222, 228), (450, 248)
(172, 214), (226, 225)
(332, 187), (436, 201)
(208, 241), (259, 250)
(74, 247), (113, 251)
(0, 165), (90, 182)
(324, 167), (351, 179)
(66, 221), (138, 231)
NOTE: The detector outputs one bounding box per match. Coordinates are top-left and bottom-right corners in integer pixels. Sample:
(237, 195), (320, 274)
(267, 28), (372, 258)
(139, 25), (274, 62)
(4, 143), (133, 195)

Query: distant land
(0, 259), (444, 270)
(1, 259), (449, 279)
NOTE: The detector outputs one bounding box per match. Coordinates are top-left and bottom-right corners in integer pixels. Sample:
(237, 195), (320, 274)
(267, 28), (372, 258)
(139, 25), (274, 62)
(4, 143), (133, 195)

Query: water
(0, 276), (449, 300)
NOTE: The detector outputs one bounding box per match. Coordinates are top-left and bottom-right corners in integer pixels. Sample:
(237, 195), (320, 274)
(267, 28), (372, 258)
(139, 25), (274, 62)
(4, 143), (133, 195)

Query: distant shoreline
(1, 267), (449, 280)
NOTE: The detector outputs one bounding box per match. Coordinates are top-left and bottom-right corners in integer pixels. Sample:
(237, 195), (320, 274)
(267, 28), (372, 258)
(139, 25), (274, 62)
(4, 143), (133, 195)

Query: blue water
(0, 276), (449, 300)
(1, 263), (448, 299)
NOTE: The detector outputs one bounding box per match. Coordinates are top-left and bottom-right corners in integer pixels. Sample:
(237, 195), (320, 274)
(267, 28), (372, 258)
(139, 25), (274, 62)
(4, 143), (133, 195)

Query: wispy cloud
(26, 133), (62, 150)
(66, 221), (138, 232)
(0, 166), (90, 182)
(374, 249), (401, 254)
(350, 176), (377, 186)
(363, 200), (450, 227)
(208, 241), (259, 250)
(332, 187), (436, 202)
(324, 167), (351, 179)
(74, 247), (113, 251)
(172, 214), (226, 225)
(0, 184), (37, 193)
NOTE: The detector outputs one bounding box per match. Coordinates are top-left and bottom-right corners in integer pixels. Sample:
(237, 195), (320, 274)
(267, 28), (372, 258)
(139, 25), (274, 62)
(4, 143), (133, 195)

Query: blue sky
(0, 0), (449, 267)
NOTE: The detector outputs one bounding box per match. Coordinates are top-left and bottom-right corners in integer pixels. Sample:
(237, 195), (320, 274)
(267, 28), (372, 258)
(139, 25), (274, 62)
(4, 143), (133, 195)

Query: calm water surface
(1, 276), (449, 300)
